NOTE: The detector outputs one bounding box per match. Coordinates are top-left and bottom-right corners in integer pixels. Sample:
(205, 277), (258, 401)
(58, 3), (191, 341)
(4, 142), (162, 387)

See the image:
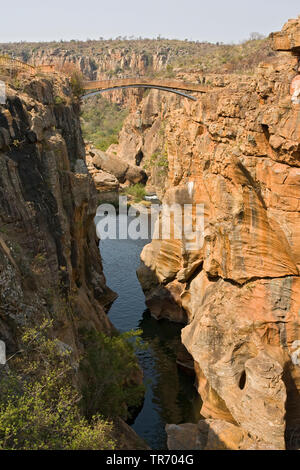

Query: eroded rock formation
(0, 74), (147, 449)
(0, 75), (116, 353)
(86, 145), (147, 193)
(135, 18), (300, 449)
(21, 47), (170, 80)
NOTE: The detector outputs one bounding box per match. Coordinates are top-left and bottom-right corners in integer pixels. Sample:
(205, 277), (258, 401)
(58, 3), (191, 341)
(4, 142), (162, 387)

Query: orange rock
(137, 17), (300, 450)
(270, 17), (300, 53)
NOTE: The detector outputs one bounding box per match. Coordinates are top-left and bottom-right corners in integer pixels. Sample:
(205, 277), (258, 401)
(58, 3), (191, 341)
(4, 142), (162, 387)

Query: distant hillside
(0, 35), (277, 77)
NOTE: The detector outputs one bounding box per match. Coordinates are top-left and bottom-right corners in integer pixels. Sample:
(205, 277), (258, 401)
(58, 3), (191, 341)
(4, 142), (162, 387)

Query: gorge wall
(0, 73), (148, 449)
(0, 74), (115, 355)
(124, 19), (300, 449)
(0, 35), (276, 109)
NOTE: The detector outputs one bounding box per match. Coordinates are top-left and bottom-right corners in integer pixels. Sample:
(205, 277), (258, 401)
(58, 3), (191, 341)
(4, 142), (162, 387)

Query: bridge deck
(83, 77), (209, 94)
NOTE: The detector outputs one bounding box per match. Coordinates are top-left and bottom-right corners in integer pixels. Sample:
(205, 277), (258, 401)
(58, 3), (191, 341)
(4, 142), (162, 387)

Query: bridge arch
(82, 77), (210, 101)
(82, 84), (197, 101)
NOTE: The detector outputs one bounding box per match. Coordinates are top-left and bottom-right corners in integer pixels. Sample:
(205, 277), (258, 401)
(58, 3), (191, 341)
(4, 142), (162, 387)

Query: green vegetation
(0, 321), (116, 450)
(180, 37), (273, 74)
(0, 320), (145, 449)
(54, 95), (66, 105)
(123, 183), (147, 202)
(149, 37), (275, 75)
(144, 151), (169, 177)
(80, 329), (145, 419)
(80, 95), (128, 150)
(70, 69), (85, 98)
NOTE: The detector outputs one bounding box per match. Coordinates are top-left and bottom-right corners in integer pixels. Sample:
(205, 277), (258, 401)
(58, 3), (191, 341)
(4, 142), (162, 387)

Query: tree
(0, 321), (116, 450)
(60, 62), (85, 98)
(80, 329), (145, 419)
(249, 32), (265, 41)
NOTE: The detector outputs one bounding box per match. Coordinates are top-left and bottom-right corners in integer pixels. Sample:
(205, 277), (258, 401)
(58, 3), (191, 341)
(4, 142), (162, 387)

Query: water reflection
(99, 214), (201, 449)
(134, 311), (202, 449)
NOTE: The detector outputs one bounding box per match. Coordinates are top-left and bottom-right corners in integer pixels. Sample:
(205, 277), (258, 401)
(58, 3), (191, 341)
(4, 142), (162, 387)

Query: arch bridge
(82, 78), (210, 101)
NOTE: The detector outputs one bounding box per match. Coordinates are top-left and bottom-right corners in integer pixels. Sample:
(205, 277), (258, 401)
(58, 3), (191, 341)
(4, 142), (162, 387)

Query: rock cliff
(1, 17), (298, 450)
(0, 74), (115, 355)
(0, 72), (147, 449)
(135, 18), (300, 449)
(0, 44), (172, 108)
(0, 35), (276, 109)
(20, 47), (170, 80)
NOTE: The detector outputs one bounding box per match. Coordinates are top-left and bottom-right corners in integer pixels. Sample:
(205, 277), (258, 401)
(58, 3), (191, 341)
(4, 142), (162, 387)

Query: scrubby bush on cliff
(123, 184), (146, 202)
(0, 321), (116, 450)
(146, 152), (169, 174)
(80, 329), (145, 420)
(59, 63), (85, 98)
(70, 70), (84, 98)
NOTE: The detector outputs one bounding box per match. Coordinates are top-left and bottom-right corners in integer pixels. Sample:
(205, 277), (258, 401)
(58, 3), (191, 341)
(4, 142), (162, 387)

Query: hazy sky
(1, 0), (299, 43)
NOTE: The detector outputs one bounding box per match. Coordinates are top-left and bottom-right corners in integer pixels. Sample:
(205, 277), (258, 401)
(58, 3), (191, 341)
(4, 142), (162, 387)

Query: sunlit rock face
(6, 47), (172, 109)
(85, 145), (147, 190)
(137, 18), (300, 449)
(270, 16), (300, 54)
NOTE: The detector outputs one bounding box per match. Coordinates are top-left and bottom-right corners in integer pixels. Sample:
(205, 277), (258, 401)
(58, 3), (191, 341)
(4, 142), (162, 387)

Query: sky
(1, 0), (299, 44)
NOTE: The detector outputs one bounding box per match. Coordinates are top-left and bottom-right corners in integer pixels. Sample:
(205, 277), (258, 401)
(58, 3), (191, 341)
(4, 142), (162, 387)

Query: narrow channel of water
(97, 214), (201, 449)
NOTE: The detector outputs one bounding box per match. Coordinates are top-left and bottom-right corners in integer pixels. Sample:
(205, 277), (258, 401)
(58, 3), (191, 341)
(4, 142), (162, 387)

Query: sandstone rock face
(5, 47), (172, 109)
(20, 48), (170, 81)
(85, 150), (119, 192)
(271, 17), (300, 54)
(86, 146), (147, 189)
(291, 74), (300, 104)
(91, 169), (120, 192)
(136, 19), (300, 449)
(0, 76), (116, 363)
(0, 74), (148, 451)
(112, 90), (182, 197)
(166, 419), (267, 450)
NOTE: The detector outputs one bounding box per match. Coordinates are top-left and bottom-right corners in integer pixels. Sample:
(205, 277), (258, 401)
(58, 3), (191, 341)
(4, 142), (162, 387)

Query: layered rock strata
(0, 75), (115, 354)
(136, 18), (300, 449)
(0, 74), (147, 449)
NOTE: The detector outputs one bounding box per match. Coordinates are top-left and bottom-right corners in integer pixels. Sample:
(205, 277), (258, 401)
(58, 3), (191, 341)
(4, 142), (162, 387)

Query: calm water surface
(98, 214), (201, 449)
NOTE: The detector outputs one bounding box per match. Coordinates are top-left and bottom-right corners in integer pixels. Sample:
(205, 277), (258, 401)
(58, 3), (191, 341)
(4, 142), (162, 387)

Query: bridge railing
(0, 55), (36, 74)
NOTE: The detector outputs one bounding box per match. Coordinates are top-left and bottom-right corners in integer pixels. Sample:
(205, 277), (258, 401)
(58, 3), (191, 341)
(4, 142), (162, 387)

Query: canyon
(0, 16), (299, 450)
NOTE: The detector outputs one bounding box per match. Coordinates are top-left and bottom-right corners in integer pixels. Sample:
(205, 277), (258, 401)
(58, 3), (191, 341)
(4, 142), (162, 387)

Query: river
(98, 213), (201, 449)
